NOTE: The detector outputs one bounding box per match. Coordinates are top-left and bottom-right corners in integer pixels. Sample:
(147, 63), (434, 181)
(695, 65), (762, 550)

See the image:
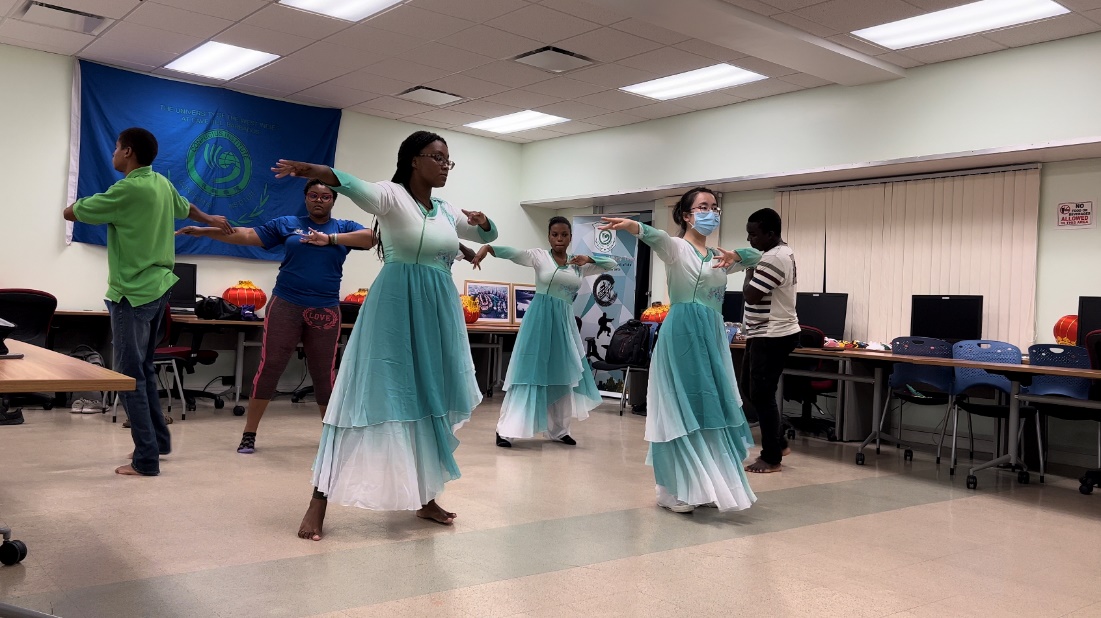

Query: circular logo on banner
(594, 225), (617, 253)
(186, 130), (252, 198)
(593, 273), (618, 307)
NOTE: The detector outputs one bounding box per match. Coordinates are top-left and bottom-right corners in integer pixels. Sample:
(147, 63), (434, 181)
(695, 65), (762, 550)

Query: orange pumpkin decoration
(343, 288), (369, 304)
(460, 294), (480, 324)
(1054, 314), (1078, 345)
(223, 280), (268, 310)
(641, 302), (670, 323)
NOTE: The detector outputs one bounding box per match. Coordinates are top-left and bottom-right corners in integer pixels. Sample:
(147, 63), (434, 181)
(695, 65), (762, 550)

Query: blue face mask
(692, 211), (720, 236)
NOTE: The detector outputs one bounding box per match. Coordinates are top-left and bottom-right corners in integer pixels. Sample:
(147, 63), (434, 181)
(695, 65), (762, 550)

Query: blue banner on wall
(71, 61), (342, 260)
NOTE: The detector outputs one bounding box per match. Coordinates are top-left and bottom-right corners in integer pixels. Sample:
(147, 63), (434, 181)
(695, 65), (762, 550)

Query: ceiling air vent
(19, 1), (110, 35)
(514, 46), (594, 73)
(397, 87), (463, 106)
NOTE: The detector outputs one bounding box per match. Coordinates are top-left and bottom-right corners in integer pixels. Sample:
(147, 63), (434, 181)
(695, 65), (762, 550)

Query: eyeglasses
(691, 206), (722, 214)
(306, 192), (334, 203)
(416, 153), (457, 170)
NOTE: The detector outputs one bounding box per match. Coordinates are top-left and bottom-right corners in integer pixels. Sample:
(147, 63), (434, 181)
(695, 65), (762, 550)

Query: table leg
(857, 364), (886, 464)
(967, 380), (1027, 487)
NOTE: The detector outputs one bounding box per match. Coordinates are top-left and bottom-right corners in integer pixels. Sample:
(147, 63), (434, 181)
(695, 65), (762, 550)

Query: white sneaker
(660, 501), (696, 514)
(81, 399), (104, 414)
(71, 398), (88, 414)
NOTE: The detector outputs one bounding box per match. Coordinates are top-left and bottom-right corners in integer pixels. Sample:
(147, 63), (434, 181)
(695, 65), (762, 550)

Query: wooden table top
(0, 340), (135, 393)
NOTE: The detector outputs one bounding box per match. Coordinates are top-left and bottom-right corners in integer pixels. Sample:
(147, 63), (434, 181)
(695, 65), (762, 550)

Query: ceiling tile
(610, 18), (690, 45)
(361, 57), (453, 84)
(0, 23), (92, 55)
(77, 53), (161, 73)
(586, 111), (646, 127)
(47, 0), (140, 19)
(537, 0), (626, 25)
(720, 0), (784, 14)
(574, 89), (650, 111)
(983, 13), (1101, 48)
(285, 95), (342, 109)
(410, 0), (529, 22)
(403, 43), (495, 73)
(780, 72), (833, 88)
(260, 56), (353, 84)
(438, 25), (543, 58)
(425, 73), (512, 98)
(1085, 8), (1101, 25)
(554, 26), (663, 62)
(365, 4), (475, 40)
(522, 75), (606, 97)
(730, 55), (799, 77)
(153, 0), (267, 21)
(568, 63), (660, 88)
(412, 108), (485, 125)
(413, 117), (456, 130)
(0, 0), (15, 14)
(724, 78), (803, 99)
(338, 70), (418, 95)
(534, 99), (609, 119)
(126, 3), (233, 39)
(828, 33), (889, 56)
(482, 88), (563, 108)
(214, 23), (315, 56)
(229, 83), (291, 100)
(793, 0), (923, 32)
(771, 11), (842, 38)
(629, 101), (692, 119)
(546, 120), (603, 134)
(327, 23), (427, 56)
(1061, 0), (1101, 9)
(463, 59), (556, 88)
(151, 68), (228, 85)
(348, 106), (405, 120)
(486, 4), (600, 44)
(497, 134), (533, 143)
(903, 0), (973, 9)
(675, 91), (745, 110)
(900, 35), (1006, 64)
(354, 96), (438, 116)
(80, 36), (179, 68)
(617, 47), (715, 74)
(444, 99), (522, 118)
(761, 0), (825, 10)
(98, 21), (204, 55)
(243, 4), (349, 38)
(506, 127), (565, 140)
(232, 66), (333, 94)
(875, 51), (923, 68)
(293, 81), (378, 107)
(288, 42), (381, 71)
(673, 39), (748, 63)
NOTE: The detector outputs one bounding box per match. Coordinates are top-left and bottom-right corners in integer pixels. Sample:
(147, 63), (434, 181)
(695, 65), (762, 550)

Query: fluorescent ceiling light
(165, 42), (278, 80)
(620, 64), (767, 101)
(465, 110), (569, 134)
(279, 0), (403, 22)
(852, 0), (1070, 50)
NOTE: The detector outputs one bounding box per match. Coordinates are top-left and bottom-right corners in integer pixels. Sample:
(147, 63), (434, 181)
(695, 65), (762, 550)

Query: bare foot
(114, 464), (145, 476)
(782, 447), (791, 456)
(416, 500), (456, 525)
(745, 458), (783, 474)
(298, 497), (327, 541)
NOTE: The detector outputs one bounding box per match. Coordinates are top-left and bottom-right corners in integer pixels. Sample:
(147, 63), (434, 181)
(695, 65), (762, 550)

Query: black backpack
(604, 319), (653, 366)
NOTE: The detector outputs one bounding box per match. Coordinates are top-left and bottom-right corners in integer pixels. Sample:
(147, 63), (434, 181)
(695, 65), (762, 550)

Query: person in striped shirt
(742, 208), (800, 474)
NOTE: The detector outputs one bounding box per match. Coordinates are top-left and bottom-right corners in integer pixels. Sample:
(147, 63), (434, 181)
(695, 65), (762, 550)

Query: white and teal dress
(312, 170), (497, 511)
(490, 247), (617, 441)
(636, 224), (762, 512)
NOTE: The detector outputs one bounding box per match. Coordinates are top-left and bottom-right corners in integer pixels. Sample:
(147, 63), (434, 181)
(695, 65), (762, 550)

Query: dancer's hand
(712, 247), (741, 269)
(300, 228), (330, 246)
(598, 217), (640, 234)
(272, 159), (319, 179)
(568, 255), (594, 266)
(461, 209), (490, 230)
(470, 246), (491, 270)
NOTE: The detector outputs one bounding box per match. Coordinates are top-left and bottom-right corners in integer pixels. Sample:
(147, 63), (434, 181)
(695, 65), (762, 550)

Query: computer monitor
(1078, 296), (1101, 345)
(169, 262), (198, 309)
(796, 292), (848, 340)
(910, 295), (983, 343)
(722, 291), (744, 323)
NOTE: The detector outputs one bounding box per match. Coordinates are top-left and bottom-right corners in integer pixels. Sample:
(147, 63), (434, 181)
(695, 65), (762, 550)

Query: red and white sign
(1056, 201), (1094, 229)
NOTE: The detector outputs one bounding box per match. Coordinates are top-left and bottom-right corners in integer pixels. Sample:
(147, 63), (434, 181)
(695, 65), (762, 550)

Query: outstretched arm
(176, 226), (264, 246)
(271, 160), (339, 186)
(300, 228), (377, 249)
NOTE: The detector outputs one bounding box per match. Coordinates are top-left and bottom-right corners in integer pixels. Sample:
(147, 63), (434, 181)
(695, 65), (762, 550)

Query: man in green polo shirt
(64, 127), (230, 476)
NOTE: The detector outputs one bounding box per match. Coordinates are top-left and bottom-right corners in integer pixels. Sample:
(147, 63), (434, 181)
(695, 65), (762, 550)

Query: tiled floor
(2, 398), (1100, 617)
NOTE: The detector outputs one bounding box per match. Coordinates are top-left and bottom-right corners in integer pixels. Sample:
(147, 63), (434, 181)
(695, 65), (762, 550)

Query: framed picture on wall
(511, 284), (536, 324)
(464, 281), (511, 324)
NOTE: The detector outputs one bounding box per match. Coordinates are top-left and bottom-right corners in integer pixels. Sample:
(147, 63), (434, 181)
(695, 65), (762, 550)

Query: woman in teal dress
(472, 216), (617, 448)
(600, 188), (760, 514)
(272, 131), (497, 538)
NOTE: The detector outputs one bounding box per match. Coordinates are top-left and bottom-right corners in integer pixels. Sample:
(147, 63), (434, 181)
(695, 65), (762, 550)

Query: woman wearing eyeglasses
(599, 187), (760, 514)
(471, 216), (617, 448)
(271, 131), (497, 538)
(177, 180), (377, 454)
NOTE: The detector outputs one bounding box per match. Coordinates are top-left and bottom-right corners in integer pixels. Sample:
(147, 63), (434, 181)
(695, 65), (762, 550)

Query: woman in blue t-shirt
(177, 179), (376, 454)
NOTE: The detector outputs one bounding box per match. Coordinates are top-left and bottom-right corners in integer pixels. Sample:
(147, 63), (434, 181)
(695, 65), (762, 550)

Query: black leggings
(251, 296), (341, 404)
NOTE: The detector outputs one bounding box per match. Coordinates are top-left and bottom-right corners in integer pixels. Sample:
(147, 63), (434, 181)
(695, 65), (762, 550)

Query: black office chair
(587, 319), (655, 416)
(0, 289), (59, 411)
(782, 326), (839, 441)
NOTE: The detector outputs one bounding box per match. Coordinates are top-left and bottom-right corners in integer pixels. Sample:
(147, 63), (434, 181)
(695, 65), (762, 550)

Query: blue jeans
(107, 293), (170, 475)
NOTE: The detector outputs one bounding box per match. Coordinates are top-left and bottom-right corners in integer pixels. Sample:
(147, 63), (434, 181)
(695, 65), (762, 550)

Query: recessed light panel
(852, 0), (1070, 50)
(165, 42), (279, 80)
(621, 64), (767, 101)
(465, 110), (569, 134)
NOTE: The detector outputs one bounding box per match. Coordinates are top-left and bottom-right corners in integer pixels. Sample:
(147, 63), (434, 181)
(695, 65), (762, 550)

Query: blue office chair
(883, 337), (955, 464)
(1026, 344), (1094, 483)
(949, 340), (1042, 481)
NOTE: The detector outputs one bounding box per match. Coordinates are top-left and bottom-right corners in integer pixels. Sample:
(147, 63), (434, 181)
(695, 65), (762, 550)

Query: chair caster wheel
(949, 466), (955, 476)
(855, 453), (865, 465)
(232, 406), (246, 416)
(1080, 484), (1093, 495)
(291, 397), (302, 403)
(214, 398), (225, 410)
(904, 449), (914, 462)
(825, 427), (837, 442)
(966, 475), (977, 490)
(186, 403), (197, 412)
(786, 429), (796, 440)
(1018, 471), (1030, 484)
(43, 402), (53, 410)
(0, 539), (27, 566)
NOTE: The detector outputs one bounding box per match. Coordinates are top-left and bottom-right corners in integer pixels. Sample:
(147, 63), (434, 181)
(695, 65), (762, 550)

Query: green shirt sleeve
(579, 255), (618, 277)
(491, 245), (537, 267)
(332, 169), (386, 216)
(635, 223), (678, 264)
(724, 247), (761, 273)
(457, 213), (498, 243)
(72, 179), (133, 225)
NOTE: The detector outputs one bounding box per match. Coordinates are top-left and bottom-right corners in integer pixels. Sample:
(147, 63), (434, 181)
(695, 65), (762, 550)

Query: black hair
(303, 179), (337, 201)
(671, 187), (718, 237)
(374, 131), (448, 259)
(748, 207), (782, 236)
(117, 127), (158, 166)
(548, 216), (571, 232)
